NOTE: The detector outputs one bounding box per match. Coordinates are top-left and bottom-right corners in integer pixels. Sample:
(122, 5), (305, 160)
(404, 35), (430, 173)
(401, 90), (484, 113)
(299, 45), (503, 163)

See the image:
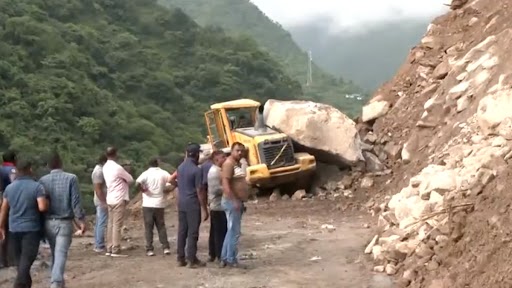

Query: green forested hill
(160, 0), (367, 116)
(0, 0), (301, 208)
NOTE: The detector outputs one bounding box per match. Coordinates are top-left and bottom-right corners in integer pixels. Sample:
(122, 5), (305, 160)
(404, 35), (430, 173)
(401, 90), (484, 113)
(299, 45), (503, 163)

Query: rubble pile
(358, 0), (512, 286)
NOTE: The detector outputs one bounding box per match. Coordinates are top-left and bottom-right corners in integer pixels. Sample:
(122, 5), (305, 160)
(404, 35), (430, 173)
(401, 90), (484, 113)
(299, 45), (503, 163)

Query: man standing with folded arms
(102, 147), (134, 257)
(39, 152), (86, 288)
(176, 143), (209, 268)
(0, 159), (48, 288)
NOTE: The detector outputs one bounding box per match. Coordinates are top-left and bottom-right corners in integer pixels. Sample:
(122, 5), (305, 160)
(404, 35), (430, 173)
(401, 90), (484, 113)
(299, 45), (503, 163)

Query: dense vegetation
(160, 0), (368, 116)
(0, 0), (302, 211)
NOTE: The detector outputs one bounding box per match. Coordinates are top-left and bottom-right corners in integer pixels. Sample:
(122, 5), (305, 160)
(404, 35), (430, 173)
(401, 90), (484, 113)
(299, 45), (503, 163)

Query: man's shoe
(50, 282), (63, 288)
(110, 252), (128, 257)
(186, 259), (206, 269)
(105, 251), (112, 256)
(177, 259), (187, 267)
(163, 249), (171, 255)
(146, 251), (155, 257)
(229, 262), (248, 269)
(219, 260), (227, 268)
(207, 256), (216, 262)
(93, 247), (105, 253)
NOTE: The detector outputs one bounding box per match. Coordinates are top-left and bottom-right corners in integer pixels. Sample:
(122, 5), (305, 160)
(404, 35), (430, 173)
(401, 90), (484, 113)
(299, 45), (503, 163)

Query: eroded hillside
(359, 0), (512, 286)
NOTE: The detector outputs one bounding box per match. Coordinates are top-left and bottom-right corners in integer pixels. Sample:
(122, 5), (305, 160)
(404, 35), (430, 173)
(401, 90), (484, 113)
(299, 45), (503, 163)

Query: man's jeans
(106, 201), (126, 254)
(45, 219), (73, 287)
(221, 197), (242, 264)
(177, 209), (201, 262)
(143, 207), (170, 251)
(208, 210), (227, 260)
(10, 231), (41, 288)
(94, 205), (108, 250)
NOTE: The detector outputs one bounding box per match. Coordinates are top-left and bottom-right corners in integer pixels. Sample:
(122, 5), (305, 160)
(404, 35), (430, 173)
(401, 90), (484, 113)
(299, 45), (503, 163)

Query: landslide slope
(360, 0), (512, 287)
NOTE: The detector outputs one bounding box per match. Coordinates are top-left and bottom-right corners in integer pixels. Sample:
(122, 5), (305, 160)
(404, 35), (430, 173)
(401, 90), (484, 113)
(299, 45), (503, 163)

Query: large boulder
(263, 99), (364, 166)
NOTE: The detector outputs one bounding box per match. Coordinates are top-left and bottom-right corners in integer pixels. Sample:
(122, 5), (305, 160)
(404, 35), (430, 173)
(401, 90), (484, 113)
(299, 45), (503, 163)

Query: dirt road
(9, 198), (394, 288)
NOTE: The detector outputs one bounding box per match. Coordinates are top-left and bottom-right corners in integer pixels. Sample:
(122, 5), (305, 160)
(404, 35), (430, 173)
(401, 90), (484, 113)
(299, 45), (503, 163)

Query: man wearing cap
(176, 143), (209, 268)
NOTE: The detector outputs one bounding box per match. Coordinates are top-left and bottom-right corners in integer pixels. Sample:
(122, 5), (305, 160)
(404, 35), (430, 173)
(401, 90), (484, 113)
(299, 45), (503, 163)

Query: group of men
(0, 140), (249, 287)
(89, 142), (249, 268)
(174, 142), (249, 268)
(0, 150), (87, 288)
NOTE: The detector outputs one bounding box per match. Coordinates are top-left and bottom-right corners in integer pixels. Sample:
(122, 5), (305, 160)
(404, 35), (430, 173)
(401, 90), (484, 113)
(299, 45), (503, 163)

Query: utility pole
(306, 50), (313, 86)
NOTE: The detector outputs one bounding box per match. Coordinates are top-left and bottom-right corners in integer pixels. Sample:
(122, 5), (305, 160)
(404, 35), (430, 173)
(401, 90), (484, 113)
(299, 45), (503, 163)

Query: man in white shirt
(102, 147), (134, 257)
(136, 157), (172, 257)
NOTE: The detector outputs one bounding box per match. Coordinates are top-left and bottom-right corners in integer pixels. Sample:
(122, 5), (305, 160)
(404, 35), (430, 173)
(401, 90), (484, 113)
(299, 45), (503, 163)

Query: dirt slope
(360, 0), (512, 287)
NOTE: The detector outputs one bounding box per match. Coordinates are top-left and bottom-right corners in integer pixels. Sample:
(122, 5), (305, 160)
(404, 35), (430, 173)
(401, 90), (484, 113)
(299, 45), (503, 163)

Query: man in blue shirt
(176, 143), (209, 268)
(0, 150), (17, 268)
(39, 151), (86, 288)
(0, 159), (48, 287)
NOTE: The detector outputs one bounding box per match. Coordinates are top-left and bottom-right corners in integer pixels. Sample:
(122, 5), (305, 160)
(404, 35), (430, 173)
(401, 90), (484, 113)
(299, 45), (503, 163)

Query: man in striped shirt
(39, 151), (86, 288)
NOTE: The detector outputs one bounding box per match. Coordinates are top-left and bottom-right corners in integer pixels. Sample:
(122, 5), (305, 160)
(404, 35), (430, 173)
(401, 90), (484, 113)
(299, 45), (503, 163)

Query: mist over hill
(288, 18), (434, 91)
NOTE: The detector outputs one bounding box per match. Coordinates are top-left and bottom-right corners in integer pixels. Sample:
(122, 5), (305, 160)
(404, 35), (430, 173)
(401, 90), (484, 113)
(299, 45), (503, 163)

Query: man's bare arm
(93, 183), (106, 203)
(170, 171), (177, 186)
(37, 197), (49, 213)
(36, 184), (49, 213)
(221, 160), (236, 199)
(119, 166), (134, 184)
(0, 199), (8, 240)
(0, 199), (9, 230)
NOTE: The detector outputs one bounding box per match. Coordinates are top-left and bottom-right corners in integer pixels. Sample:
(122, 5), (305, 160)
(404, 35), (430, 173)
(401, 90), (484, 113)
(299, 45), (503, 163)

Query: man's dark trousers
(177, 209), (201, 262)
(208, 210), (227, 261)
(0, 221), (17, 268)
(143, 207), (170, 251)
(10, 231), (41, 288)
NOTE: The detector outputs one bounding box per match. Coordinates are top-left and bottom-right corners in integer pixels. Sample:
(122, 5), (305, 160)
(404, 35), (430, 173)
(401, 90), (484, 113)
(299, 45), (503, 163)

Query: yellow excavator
(202, 99), (316, 189)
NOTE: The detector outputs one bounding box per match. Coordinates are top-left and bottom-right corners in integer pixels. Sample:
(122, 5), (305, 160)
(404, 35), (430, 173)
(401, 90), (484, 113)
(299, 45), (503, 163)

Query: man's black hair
(149, 157), (159, 167)
(15, 158), (32, 175)
(98, 153), (108, 165)
(211, 150), (225, 158)
(106, 146), (117, 158)
(2, 150), (16, 163)
(231, 142), (245, 150)
(47, 151), (63, 170)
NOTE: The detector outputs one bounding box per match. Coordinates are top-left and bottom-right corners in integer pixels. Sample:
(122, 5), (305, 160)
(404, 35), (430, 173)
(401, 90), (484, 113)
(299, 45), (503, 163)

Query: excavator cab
(203, 99), (316, 188)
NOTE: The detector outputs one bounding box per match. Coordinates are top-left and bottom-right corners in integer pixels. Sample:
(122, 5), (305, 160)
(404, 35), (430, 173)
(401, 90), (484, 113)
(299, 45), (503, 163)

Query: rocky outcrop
(264, 99), (364, 166)
(360, 0), (512, 286)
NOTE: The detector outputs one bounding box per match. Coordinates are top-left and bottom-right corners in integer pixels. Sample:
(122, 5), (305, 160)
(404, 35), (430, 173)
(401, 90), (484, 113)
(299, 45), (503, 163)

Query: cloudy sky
(250, 0), (448, 30)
